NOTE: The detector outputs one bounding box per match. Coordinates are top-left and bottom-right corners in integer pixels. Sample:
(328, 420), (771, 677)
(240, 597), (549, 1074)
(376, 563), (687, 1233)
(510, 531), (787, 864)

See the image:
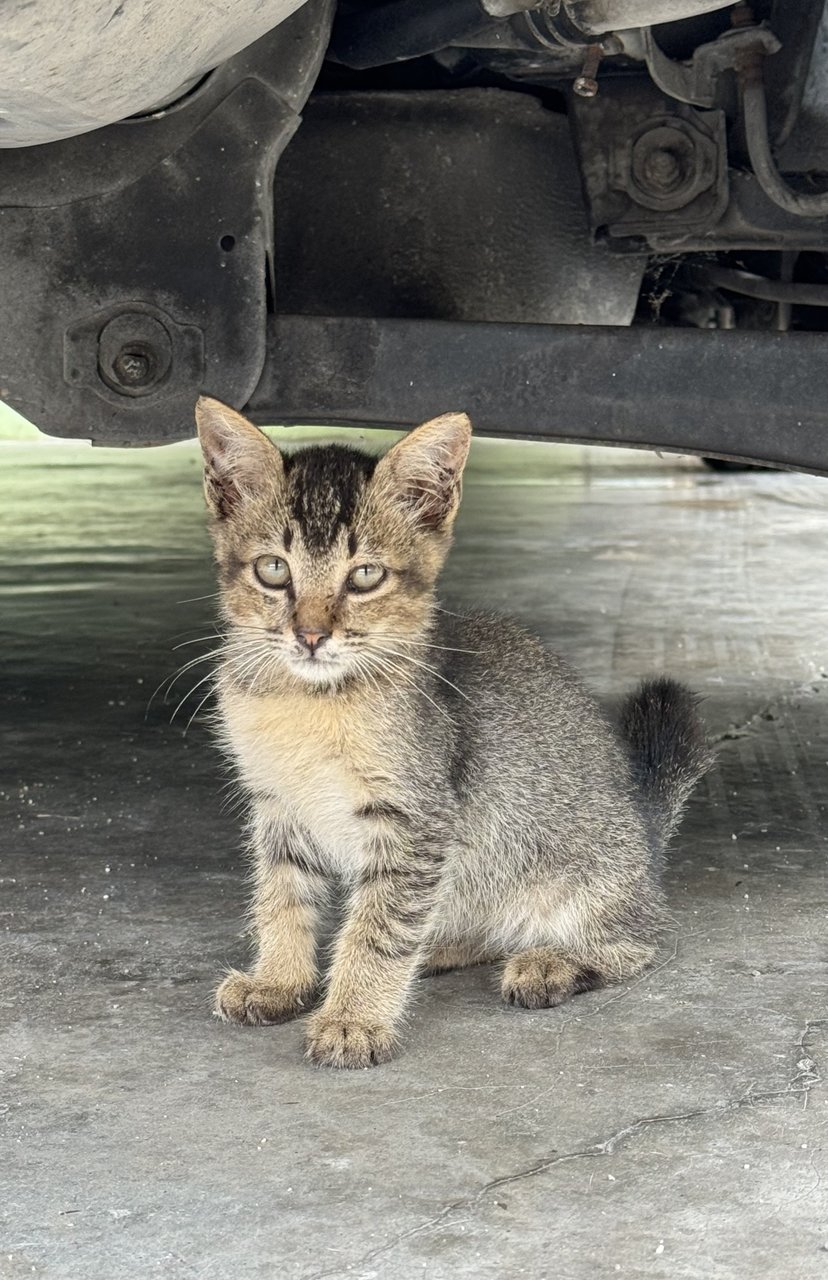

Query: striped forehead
(283, 444), (377, 552)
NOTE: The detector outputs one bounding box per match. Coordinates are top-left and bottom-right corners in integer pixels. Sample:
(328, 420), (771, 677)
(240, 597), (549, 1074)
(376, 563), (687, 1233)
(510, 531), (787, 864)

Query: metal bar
(246, 315), (828, 474)
(741, 59), (828, 219)
(689, 263), (828, 308)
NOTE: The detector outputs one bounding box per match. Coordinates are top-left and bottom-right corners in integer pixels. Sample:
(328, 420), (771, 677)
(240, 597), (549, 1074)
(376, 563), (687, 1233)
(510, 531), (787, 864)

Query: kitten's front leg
(306, 810), (444, 1068)
(215, 806), (328, 1026)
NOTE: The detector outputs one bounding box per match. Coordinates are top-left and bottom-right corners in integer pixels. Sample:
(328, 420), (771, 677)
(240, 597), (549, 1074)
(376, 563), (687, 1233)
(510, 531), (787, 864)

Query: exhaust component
(564, 0), (738, 34)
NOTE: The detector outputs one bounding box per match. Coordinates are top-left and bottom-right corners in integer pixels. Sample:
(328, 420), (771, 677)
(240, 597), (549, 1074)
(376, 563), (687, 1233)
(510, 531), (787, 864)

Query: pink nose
(295, 628), (329, 655)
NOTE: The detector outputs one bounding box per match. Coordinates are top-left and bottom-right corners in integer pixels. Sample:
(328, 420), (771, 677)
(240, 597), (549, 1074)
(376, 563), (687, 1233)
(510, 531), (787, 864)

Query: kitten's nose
(295, 627), (329, 655)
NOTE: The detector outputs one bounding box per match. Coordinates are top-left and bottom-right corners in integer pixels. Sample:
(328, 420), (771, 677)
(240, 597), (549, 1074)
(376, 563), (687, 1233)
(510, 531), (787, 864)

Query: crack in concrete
(712, 671), (828, 744)
(712, 702), (779, 743)
(303, 1020), (825, 1280)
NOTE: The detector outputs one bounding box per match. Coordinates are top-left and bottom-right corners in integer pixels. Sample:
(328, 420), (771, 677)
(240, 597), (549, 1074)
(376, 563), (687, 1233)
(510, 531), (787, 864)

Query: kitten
(195, 396), (712, 1069)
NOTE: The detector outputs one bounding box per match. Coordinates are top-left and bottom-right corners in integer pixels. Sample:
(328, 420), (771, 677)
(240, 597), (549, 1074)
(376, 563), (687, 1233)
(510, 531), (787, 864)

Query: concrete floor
(1, 433), (827, 1279)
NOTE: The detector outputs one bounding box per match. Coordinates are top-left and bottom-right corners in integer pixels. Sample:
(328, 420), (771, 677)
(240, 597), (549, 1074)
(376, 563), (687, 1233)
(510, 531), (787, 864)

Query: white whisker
(172, 634), (226, 651)
(170, 666), (218, 724)
(145, 646), (226, 716)
(231, 644), (278, 689)
(183, 688), (215, 735)
(362, 651), (454, 723)
(349, 651), (388, 705)
(175, 591), (222, 605)
(367, 632), (479, 655)
(371, 644), (469, 702)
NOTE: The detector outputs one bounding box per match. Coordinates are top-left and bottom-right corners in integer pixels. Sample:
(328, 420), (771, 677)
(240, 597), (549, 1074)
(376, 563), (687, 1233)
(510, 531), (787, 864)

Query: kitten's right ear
(373, 412), (472, 532)
(195, 396), (284, 519)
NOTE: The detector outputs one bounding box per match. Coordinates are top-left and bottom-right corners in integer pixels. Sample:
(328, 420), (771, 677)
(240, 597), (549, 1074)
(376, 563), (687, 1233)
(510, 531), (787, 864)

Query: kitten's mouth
(286, 650), (345, 684)
(294, 647), (335, 665)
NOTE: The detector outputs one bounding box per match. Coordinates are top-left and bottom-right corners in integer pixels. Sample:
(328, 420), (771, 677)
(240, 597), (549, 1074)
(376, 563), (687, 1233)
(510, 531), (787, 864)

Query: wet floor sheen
(1, 432), (827, 1279)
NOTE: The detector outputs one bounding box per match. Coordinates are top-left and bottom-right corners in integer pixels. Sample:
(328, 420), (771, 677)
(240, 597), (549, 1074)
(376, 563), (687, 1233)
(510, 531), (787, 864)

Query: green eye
(347, 564), (386, 593)
(254, 555), (291, 588)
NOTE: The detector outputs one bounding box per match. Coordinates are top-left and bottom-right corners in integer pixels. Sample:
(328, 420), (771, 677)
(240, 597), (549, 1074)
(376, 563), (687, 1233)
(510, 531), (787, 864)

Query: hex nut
(627, 119), (718, 212)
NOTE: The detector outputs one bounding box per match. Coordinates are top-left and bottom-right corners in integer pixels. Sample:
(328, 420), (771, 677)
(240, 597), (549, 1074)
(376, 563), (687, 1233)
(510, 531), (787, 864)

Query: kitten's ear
(373, 412), (472, 531)
(195, 396), (284, 519)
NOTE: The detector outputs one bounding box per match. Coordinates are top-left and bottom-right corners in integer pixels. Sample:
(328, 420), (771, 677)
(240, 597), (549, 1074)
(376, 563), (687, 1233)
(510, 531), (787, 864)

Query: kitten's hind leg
(215, 810), (328, 1026)
(501, 925), (658, 1010)
(500, 881), (664, 1009)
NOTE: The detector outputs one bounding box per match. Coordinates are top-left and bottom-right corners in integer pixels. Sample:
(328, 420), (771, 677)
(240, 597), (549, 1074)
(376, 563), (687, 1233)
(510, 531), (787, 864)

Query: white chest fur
(219, 684), (393, 872)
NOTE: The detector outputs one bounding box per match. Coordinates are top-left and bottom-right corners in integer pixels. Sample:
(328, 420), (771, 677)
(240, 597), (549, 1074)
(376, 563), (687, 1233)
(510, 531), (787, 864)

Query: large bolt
(112, 347), (153, 388)
(628, 123), (714, 211)
(97, 312), (172, 397)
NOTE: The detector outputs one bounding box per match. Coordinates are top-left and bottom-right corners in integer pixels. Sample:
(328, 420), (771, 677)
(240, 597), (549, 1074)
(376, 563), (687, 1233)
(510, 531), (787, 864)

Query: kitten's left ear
(373, 412), (472, 532)
(195, 396), (284, 519)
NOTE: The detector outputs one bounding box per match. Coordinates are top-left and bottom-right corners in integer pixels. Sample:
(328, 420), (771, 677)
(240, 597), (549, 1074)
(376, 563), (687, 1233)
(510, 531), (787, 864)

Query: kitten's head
(195, 398), (471, 688)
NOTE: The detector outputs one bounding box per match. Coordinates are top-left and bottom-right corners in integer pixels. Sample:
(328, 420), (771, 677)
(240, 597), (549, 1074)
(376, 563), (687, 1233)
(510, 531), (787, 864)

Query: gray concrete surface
(1, 434), (827, 1279)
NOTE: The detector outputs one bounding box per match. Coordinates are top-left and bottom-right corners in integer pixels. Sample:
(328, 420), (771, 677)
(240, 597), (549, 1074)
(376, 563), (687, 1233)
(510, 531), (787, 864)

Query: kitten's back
(435, 610), (709, 857)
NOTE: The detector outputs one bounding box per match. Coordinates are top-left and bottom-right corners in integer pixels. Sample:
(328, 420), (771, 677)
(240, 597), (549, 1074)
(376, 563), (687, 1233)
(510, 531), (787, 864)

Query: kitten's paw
(214, 969), (314, 1026)
(501, 948), (589, 1010)
(305, 1011), (397, 1069)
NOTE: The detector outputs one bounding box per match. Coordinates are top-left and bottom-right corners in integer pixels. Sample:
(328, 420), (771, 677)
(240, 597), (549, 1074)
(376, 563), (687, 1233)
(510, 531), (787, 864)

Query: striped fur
(195, 398), (712, 1068)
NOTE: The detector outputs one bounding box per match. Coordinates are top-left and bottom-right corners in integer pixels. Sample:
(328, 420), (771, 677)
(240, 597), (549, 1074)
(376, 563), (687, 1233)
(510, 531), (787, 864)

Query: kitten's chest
(220, 686), (391, 867)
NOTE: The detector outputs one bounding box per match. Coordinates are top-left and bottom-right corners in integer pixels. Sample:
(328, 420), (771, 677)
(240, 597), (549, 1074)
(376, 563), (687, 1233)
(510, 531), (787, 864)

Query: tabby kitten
(195, 396), (711, 1069)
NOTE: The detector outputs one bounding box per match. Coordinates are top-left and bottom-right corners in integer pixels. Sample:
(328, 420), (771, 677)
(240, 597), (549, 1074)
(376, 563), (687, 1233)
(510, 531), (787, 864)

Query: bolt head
(626, 120), (717, 212)
(573, 76), (599, 98)
(641, 145), (684, 193)
(112, 348), (153, 387)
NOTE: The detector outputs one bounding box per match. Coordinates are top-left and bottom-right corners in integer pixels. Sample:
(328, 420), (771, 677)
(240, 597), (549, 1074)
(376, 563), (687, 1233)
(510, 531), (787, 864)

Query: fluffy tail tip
(620, 676), (714, 840)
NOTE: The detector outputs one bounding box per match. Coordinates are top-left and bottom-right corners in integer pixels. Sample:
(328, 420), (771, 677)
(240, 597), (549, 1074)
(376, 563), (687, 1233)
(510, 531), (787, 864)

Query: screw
(574, 44), (602, 98)
(573, 74), (598, 97)
(112, 347), (152, 388)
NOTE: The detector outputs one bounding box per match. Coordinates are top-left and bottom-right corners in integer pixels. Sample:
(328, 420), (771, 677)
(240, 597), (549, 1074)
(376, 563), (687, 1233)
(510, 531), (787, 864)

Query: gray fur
(194, 397), (712, 1067)
(364, 612), (708, 966)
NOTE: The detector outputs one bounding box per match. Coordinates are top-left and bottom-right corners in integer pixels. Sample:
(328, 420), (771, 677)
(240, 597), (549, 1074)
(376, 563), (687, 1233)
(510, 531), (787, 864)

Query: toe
(501, 951), (580, 1010)
(305, 1014), (397, 1068)
(214, 970), (313, 1025)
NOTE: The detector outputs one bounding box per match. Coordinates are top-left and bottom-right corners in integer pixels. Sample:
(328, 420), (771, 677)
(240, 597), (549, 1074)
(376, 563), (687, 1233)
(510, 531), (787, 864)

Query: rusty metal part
(642, 20), (778, 110)
(642, 22), (780, 109)
(729, 3), (755, 29)
(740, 54), (828, 218)
(573, 43), (602, 97)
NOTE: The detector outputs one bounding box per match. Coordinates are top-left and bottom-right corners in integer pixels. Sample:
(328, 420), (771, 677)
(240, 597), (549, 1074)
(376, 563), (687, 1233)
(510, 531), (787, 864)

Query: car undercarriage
(2, 1), (828, 470)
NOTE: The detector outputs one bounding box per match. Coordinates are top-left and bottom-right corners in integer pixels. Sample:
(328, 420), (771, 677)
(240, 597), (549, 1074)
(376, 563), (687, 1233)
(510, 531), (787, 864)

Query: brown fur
(194, 397), (712, 1068)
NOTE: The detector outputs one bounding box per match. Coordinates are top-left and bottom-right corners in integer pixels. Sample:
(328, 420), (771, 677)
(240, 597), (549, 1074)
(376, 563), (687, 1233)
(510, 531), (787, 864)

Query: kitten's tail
(619, 677), (714, 843)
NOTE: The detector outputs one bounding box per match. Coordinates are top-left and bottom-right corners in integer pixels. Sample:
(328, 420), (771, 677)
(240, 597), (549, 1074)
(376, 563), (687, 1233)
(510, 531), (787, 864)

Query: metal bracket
(571, 78), (728, 240)
(0, 1), (333, 444)
(64, 303), (204, 406)
(643, 23), (781, 109)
